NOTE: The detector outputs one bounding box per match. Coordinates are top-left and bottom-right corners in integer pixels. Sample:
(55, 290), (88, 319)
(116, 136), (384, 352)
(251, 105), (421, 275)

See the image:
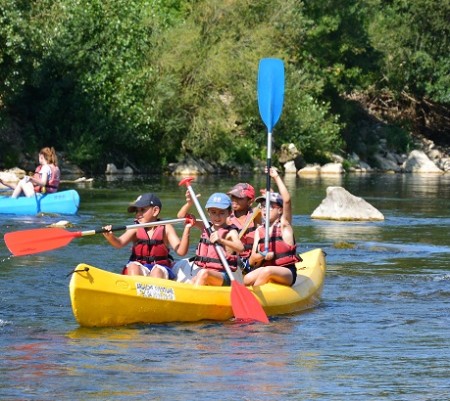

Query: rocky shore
(165, 135), (449, 176)
(1, 135), (448, 186)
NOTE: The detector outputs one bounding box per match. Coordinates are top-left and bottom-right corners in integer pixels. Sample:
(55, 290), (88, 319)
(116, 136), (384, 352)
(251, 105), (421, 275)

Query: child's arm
(177, 203), (192, 218)
(177, 190), (195, 217)
(102, 226), (135, 249)
(210, 229), (244, 254)
(271, 168), (292, 225)
(166, 218), (195, 256)
(177, 190), (203, 229)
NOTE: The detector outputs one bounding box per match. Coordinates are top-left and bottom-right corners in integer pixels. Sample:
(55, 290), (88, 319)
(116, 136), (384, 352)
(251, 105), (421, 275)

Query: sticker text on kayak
(135, 283), (175, 301)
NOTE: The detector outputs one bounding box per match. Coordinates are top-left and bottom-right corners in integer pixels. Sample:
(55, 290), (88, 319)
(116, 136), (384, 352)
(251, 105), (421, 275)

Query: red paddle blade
(230, 281), (269, 323)
(4, 227), (80, 256)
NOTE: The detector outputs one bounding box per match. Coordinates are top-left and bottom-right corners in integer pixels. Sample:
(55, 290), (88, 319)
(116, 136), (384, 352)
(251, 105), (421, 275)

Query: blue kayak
(0, 190), (80, 215)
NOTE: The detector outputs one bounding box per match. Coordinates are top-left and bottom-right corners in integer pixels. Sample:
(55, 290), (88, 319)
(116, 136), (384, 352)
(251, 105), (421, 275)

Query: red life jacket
(129, 225), (173, 267)
(194, 226), (238, 272)
(33, 164), (60, 194)
(229, 210), (257, 259)
(257, 222), (301, 267)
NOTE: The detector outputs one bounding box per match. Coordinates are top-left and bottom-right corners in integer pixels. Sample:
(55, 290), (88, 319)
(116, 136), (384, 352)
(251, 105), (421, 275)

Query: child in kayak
(227, 182), (262, 270)
(244, 168), (301, 287)
(177, 192), (244, 286)
(102, 193), (191, 279)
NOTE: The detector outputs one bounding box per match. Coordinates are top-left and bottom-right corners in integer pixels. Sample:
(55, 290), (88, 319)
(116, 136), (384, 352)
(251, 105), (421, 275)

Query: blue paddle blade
(257, 58), (285, 132)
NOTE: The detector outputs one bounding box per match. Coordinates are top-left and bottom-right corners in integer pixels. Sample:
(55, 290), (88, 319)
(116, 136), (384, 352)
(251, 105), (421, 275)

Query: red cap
(227, 183), (255, 200)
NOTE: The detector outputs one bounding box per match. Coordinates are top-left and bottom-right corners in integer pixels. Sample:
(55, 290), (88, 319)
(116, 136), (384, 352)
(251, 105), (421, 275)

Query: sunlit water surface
(1, 173), (449, 400)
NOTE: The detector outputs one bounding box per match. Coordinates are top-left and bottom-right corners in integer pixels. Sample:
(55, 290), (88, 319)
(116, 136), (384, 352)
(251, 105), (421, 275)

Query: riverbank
(1, 133), (449, 186)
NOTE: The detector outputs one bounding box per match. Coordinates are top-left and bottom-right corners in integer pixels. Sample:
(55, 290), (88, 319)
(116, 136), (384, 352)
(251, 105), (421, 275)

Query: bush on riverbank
(1, 1), (449, 174)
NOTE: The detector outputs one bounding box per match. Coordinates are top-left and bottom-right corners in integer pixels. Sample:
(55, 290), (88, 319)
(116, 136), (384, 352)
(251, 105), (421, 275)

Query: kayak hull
(0, 190), (80, 215)
(69, 248), (326, 327)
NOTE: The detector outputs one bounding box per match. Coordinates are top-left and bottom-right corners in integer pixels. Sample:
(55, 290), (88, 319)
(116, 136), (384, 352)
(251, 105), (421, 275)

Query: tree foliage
(369, 0), (450, 103)
(0, 0), (449, 172)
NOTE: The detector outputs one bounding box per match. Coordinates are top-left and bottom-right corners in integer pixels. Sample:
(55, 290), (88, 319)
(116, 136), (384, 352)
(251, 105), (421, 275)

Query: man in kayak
(244, 168), (301, 287)
(102, 193), (191, 279)
(177, 192), (244, 286)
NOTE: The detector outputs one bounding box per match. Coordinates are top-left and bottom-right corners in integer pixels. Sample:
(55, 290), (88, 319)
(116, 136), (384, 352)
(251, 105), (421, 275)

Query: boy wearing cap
(227, 183), (262, 267)
(227, 182), (262, 232)
(102, 193), (191, 279)
(177, 192), (244, 286)
(244, 168), (301, 287)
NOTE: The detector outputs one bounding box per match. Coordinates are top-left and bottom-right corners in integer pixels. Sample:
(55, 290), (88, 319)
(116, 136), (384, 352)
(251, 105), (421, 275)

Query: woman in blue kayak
(10, 147), (60, 198)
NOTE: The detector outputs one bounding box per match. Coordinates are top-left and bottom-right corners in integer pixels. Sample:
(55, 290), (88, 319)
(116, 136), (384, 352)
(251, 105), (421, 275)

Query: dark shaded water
(1, 173), (449, 400)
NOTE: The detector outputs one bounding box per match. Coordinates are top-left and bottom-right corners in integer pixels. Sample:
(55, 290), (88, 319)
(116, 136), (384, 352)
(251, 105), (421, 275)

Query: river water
(0, 173), (449, 400)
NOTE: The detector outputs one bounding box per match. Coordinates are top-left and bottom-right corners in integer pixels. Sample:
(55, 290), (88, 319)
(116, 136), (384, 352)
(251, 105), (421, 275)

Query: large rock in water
(311, 186), (384, 221)
(403, 150), (443, 173)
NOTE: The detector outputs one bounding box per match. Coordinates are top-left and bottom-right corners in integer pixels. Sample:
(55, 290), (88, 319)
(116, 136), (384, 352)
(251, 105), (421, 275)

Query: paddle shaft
(5, 218), (187, 256)
(0, 181), (14, 190)
(264, 131), (273, 252)
(238, 205), (261, 240)
(182, 182), (236, 282)
(80, 218), (186, 237)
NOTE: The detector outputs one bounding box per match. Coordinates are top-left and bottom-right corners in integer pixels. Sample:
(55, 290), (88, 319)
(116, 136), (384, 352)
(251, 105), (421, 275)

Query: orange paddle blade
(4, 227), (81, 256)
(230, 281), (269, 323)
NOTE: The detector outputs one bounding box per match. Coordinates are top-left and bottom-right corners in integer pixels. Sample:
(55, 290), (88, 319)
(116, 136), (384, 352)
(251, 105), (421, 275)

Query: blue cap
(205, 193), (231, 210)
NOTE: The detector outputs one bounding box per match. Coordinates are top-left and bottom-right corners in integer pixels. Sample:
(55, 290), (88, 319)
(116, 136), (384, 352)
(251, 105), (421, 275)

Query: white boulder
(311, 186), (384, 221)
(403, 150), (443, 173)
(298, 164), (321, 176)
(0, 168), (25, 184)
(105, 163), (134, 175)
(320, 163), (344, 174)
(170, 158), (213, 175)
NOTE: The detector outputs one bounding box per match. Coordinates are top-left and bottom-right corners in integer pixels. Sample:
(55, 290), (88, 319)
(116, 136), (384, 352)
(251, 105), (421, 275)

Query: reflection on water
(105, 174), (135, 182)
(66, 326), (145, 342)
(399, 173), (449, 196)
(282, 173), (297, 194)
(310, 220), (384, 243)
(298, 173), (344, 188)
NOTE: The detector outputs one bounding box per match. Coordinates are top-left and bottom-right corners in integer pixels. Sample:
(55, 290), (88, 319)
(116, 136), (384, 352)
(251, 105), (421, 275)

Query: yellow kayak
(69, 248), (326, 327)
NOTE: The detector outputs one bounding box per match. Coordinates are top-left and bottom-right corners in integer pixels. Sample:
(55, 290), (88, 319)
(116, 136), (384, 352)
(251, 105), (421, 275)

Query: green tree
(1, 0), (187, 171)
(154, 0), (345, 164)
(369, 0), (450, 103)
(0, 2), (31, 164)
